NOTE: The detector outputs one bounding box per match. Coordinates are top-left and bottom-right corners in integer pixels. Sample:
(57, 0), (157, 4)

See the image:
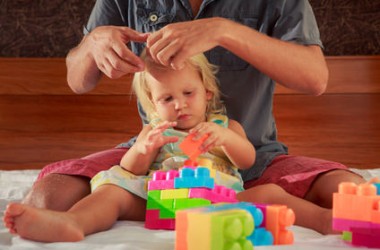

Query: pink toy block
(145, 209), (175, 230)
(148, 170), (178, 190)
(189, 185), (238, 203)
(333, 218), (371, 232)
(351, 227), (380, 248)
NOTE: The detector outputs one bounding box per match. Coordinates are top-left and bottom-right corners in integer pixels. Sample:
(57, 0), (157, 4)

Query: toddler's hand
(139, 121), (178, 155)
(189, 122), (226, 153)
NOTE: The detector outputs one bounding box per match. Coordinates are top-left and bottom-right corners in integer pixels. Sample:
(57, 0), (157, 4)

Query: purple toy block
(145, 209), (175, 230)
(174, 167), (214, 189)
(255, 203), (268, 227)
(148, 170), (178, 191)
(351, 227), (380, 248)
(189, 185), (238, 203)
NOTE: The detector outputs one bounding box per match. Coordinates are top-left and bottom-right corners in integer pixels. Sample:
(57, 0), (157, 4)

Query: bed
(0, 168), (378, 250)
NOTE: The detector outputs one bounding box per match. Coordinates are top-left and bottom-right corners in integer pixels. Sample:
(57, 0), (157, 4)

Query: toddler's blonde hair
(132, 50), (224, 121)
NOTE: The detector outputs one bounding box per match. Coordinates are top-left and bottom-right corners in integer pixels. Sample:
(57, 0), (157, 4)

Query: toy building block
(174, 167), (214, 189)
(161, 188), (189, 200)
(210, 203), (273, 246)
(147, 190), (173, 210)
(351, 227), (380, 248)
(175, 202), (276, 249)
(179, 133), (208, 162)
(148, 170), (178, 191)
(189, 185), (238, 204)
(333, 182), (379, 223)
(146, 190), (176, 219)
(257, 204), (295, 245)
(175, 207), (255, 250)
(145, 209), (176, 230)
(174, 197), (211, 210)
(332, 181), (380, 248)
(374, 183), (380, 195)
(332, 182), (380, 231)
(247, 227), (274, 246)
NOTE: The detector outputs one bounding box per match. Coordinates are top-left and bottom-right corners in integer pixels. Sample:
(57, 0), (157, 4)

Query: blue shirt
(84, 0), (323, 181)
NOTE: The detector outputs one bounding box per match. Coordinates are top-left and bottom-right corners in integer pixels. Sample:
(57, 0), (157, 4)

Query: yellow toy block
(176, 208), (254, 250)
(161, 188), (189, 200)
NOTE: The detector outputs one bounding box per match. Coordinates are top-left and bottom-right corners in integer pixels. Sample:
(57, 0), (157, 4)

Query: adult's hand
(147, 18), (224, 70)
(88, 26), (149, 78)
(66, 26), (148, 93)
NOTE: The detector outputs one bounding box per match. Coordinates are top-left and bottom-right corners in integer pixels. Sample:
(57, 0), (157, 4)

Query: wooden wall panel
(0, 56), (379, 170)
(1, 56), (379, 95)
(275, 56), (380, 94)
(274, 94), (380, 169)
(0, 58), (133, 95)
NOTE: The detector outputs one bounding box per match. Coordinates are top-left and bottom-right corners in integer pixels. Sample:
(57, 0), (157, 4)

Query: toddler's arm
(189, 120), (255, 170)
(120, 121), (178, 175)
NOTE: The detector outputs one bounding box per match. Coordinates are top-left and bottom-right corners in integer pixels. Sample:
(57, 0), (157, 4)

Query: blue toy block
(248, 227), (274, 246)
(373, 183), (380, 195)
(174, 167), (214, 189)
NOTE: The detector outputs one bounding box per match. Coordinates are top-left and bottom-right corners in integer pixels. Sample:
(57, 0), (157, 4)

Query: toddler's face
(147, 64), (212, 131)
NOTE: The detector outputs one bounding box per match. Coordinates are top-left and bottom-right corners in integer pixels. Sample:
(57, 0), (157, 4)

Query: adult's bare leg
(22, 148), (128, 211)
(237, 184), (334, 235)
(304, 169), (365, 208)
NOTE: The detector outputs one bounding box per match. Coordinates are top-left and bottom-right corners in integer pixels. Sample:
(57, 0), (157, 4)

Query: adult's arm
(66, 26), (148, 94)
(147, 18), (328, 96)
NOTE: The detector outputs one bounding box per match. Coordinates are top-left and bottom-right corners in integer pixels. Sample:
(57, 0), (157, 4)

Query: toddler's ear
(206, 90), (213, 100)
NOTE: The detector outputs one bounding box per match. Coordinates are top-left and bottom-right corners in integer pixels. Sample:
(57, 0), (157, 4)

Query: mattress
(0, 168), (379, 250)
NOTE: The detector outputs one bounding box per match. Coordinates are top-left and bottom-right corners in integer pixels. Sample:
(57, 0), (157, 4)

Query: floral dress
(90, 114), (244, 199)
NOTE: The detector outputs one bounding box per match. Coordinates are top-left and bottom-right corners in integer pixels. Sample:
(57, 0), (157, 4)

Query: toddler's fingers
(163, 136), (179, 144)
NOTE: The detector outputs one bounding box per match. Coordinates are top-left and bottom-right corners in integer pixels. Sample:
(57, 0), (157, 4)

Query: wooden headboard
(0, 56), (379, 170)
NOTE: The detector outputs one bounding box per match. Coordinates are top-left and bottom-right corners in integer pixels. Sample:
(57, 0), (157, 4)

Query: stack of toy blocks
(146, 133), (295, 249)
(144, 166), (239, 230)
(333, 181), (380, 248)
(175, 202), (295, 250)
(145, 133), (240, 230)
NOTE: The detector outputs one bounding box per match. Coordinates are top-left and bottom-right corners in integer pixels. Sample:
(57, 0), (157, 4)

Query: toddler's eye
(184, 91), (193, 96)
(164, 96), (173, 102)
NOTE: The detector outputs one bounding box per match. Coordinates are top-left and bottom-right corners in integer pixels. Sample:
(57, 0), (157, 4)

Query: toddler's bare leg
(4, 185), (146, 242)
(22, 174), (91, 211)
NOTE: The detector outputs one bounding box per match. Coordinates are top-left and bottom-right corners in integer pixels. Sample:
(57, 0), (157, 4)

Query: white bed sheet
(0, 168), (378, 250)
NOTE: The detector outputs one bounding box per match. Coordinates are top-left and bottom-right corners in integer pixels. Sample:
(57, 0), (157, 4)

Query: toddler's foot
(3, 203), (84, 242)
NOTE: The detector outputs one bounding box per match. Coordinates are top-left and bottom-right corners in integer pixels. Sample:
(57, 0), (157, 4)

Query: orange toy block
(175, 210), (189, 250)
(179, 134), (208, 162)
(333, 182), (380, 222)
(265, 205), (295, 245)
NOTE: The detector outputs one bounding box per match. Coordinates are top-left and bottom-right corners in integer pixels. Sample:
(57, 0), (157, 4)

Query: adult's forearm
(66, 36), (101, 94)
(216, 18), (328, 95)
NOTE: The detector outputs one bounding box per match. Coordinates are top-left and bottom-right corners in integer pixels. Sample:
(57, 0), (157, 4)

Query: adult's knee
(237, 183), (287, 204)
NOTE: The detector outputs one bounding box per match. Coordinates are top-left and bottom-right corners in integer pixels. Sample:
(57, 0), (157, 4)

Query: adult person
(22, 0), (364, 234)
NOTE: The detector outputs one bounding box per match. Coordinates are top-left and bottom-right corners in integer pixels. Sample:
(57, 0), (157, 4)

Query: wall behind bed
(0, 1), (379, 170)
(0, 0), (379, 57)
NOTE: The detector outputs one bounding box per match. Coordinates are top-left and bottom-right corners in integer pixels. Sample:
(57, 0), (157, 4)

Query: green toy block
(174, 198), (211, 210)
